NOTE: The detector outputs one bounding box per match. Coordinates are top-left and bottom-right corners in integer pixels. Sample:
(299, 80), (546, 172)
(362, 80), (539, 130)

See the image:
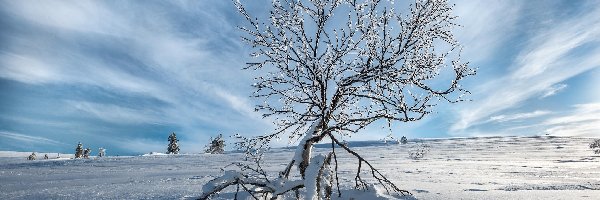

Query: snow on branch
(200, 0), (474, 198)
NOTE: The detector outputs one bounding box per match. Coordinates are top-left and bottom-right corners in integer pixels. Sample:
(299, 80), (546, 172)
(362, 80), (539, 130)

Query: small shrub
(27, 152), (36, 160)
(590, 139), (600, 154)
(205, 134), (225, 154)
(400, 136), (408, 144)
(409, 144), (430, 160)
(83, 148), (91, 159)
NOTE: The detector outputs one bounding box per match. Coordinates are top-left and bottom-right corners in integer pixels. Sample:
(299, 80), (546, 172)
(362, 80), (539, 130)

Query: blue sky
(1, 0), (599, 155)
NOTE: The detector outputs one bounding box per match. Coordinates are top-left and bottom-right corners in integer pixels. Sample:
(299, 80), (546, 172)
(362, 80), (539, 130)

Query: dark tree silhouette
(27, 152), (36, 160)
(75, 142), (84, 159)
(167, 132), (180, 154)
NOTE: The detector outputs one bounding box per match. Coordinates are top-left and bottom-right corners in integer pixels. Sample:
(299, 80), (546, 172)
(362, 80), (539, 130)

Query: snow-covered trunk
(291, 118), (336, 199)
(303, 152), (333, 200)
(290, 118), (323, 179)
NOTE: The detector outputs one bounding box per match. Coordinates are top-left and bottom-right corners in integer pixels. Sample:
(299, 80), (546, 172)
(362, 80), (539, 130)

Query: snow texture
(304, 154), (326, 200)
(1, 136), (600, 199)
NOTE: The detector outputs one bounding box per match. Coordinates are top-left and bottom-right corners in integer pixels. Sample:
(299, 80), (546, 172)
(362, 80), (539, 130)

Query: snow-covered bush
(400, 136), (408, 145)
(199, 0), (474, 199)
(27, 152), (36, 160)
(75, 142), (84, 159)
(590, 139), (600, 154)
(98, 148), (106, 157)
(382, 133), (400, 144)
(205, 134), (226, 154)
(83, 148), (91, 159)
(167, 132), (180, 154)
(408, 144), (430, 160)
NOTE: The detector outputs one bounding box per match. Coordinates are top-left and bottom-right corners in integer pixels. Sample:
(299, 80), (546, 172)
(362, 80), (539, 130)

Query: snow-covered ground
(1, 136), (599, 199)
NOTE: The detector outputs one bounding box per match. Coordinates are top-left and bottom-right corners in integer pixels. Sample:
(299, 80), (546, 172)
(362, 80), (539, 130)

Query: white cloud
(0, 0), (272, 142)
(0, 131), (65, 145)
(451, 4), (600, 133)
(540, 84), (567, 99)
(542, 103), (600, 136)
(452, 0), (522, 63)
(0, 53), (62, 84)
(70, 101), (166, 125)
(487, 110), (551, 123)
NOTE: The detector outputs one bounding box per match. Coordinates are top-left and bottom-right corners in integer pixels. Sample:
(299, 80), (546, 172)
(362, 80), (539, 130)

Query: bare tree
(200, 0), (474, 199)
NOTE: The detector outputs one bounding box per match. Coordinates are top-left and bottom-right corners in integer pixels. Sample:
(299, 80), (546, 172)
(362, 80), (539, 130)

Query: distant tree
(400, 136), (408, 144)
(167, 132), (180, 154)
(83, 148), (91, 159)
(200, 0), (474, 199)
(590, 139), (600, 154)
(98, 148), (106, 157)
(75, 142), (84, 159)
(27, 152), (36, 160)
(205, 134), (226, 154)
(382, 133), (400, 144)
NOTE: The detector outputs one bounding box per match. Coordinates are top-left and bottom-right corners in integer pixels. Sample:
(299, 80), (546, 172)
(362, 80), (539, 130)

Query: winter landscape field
(2, 136), (599, 199)
(2, 0), (600, 199)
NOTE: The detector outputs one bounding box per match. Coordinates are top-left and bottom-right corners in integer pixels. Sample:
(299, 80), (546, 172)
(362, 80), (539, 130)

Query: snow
(0, 151), (74, 159)
(304, 154), (326, 200)
(201, 170), (243, 193)
(141, 152), (170, 156)
(1, 136), (600, 199)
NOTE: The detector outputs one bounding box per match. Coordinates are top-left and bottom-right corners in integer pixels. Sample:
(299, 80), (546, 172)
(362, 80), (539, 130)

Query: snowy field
(1, 136), (599, 199)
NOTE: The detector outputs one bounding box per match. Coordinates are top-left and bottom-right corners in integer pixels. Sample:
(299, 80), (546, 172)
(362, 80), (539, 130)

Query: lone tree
(167, 132), (180, 154)
(201, 0), (474, 199)
(75, 142), (84, 159)
(205, 134), (226, 154)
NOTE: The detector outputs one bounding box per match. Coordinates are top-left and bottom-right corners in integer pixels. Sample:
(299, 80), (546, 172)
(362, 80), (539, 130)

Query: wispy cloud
(0, 131), (65, 145)
(70, 101), (166, 125)
(451, 3), (600, 133)
(540, 84), (567, 99)
(487, 110), (551, 123)
(0, 0), (271, 152)
(453, 0), (522, 63)
(543, 103), (600, 136)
